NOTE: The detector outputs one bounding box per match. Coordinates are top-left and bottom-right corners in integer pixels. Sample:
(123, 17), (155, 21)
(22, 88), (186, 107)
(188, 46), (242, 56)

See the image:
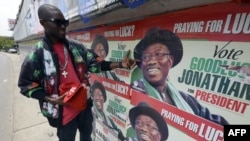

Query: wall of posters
(68, 2), (250, 141)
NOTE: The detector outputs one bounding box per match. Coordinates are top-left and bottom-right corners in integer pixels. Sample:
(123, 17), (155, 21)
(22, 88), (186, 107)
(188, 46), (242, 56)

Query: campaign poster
(67, 2), (250, 141)
(89, 74), (133, 141)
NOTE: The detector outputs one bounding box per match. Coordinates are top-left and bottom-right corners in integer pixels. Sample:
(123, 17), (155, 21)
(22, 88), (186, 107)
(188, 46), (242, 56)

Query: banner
(68, 2), (250, 140)
(121, 0), (148, 9)
(78, 0), (124, 23)
(8, 19), (15, 30)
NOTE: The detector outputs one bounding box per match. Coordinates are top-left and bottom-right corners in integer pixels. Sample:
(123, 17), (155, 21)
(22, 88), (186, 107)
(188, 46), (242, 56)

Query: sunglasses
(141, 52), (171, 62)
(41, 18), (69, 27)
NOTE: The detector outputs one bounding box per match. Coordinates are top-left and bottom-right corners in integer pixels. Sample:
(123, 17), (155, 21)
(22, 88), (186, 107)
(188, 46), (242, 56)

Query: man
(18, 4), (135, 141)
(131, 27), (229, 125)
(126, 102), (169, 141)
(91, 80), (125, 140)
(91, 34), (123, 82)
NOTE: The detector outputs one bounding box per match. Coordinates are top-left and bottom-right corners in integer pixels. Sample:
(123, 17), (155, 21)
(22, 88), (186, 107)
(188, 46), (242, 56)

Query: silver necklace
(59, 46), (68, 78)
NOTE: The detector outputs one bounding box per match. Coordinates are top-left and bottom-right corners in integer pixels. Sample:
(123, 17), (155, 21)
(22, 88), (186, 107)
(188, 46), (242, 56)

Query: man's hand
(45, 94), (67, 105)
(121, 50), (136, 69)
(221, 65), (250, 76)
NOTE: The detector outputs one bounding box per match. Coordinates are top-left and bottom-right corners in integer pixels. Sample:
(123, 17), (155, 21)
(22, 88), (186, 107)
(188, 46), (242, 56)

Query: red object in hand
(59, 82), (87, 111)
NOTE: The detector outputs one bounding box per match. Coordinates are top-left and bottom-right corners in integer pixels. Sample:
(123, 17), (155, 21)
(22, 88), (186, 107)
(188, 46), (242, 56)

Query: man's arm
(44, 94), (67, 105)
(180, 92), (229, 125)
(103, 50), (136, 70)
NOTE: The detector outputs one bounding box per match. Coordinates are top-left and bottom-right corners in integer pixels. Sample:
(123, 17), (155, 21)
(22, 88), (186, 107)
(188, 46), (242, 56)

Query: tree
(0, 36), (14, 50)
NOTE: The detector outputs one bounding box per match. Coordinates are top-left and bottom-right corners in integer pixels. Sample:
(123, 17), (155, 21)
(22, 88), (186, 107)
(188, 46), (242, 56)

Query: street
(0, 52), (14, 141)
(0, 52), (58, 141)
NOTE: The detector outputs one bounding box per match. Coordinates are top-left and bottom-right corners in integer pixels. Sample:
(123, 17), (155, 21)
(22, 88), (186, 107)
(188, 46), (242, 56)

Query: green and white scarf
(141, 77), (194, 114)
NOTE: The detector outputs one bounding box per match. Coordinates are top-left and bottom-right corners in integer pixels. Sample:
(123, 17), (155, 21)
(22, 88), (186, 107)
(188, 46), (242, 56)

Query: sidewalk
(6, 52), (58, 141)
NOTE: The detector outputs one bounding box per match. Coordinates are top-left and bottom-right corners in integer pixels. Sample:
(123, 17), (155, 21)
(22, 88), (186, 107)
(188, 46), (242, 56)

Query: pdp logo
(224, 125), (250, 141)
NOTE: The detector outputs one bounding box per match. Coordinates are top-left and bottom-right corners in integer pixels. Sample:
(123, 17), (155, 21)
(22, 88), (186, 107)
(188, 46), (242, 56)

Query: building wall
(13, 1), (250, 141)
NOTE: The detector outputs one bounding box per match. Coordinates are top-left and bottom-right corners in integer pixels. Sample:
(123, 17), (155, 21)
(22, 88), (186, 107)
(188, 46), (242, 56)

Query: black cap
(134, 28), (183, 68)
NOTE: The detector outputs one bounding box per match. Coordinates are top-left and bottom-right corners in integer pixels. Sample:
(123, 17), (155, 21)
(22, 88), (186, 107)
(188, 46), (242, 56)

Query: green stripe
(27, 87), (42, 97)
(41, 110), (48, 116)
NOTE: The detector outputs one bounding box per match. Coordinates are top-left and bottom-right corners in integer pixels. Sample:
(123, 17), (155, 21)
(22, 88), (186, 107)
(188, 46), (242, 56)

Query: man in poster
(131, 27), (229, 125)
(126, 102), (169, 141)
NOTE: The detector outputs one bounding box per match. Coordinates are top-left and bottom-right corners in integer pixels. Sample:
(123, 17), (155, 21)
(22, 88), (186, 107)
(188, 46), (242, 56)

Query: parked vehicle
(8, 48), (18, 53)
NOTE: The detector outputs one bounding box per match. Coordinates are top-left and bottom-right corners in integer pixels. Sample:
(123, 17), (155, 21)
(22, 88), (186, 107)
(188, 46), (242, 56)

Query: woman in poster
(91, 34), (123, 82)
(131, 27), (229, 125)
(91, 80), (125, 140)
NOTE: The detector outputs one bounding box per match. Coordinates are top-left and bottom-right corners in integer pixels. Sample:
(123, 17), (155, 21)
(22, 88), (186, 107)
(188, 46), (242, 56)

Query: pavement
(5, 52), (58, 141)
